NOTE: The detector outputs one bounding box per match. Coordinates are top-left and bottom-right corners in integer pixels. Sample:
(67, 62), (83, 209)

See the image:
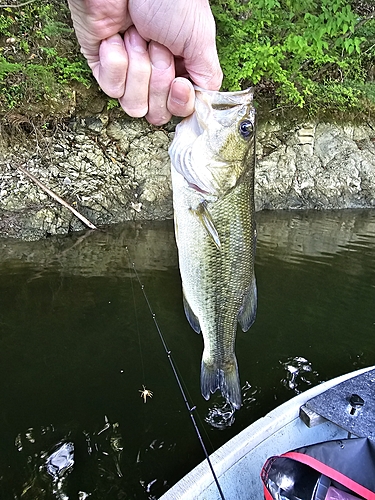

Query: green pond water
(0, 209), (374, 499)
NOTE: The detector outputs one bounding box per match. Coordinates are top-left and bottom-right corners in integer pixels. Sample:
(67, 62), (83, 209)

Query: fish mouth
(193, 85), (253, 107)
(193, 86), (254, 129)
(193, 85), (253, 97)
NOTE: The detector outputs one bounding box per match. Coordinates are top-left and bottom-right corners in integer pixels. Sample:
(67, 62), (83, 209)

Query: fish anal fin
(191, 201), (221, 249)
(238, 275), (257, 332)
(183, 292), (201, 333)
(200, 356), (241, 410)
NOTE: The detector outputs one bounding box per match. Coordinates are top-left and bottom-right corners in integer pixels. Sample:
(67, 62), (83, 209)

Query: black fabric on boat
(261, 438), (375, 500)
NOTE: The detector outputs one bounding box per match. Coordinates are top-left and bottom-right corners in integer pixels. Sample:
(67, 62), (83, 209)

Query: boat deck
(303, 368), (375, 440)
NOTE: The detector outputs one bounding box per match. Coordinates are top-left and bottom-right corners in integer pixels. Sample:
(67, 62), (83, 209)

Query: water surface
(0, 210), (374, 499)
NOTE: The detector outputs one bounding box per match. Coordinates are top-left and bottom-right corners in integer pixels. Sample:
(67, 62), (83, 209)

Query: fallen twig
(15, 164), (97, 230)
(0, 0), (37, 8)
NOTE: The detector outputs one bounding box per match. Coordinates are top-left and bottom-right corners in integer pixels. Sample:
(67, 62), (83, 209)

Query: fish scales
(169, 87), (257, 409)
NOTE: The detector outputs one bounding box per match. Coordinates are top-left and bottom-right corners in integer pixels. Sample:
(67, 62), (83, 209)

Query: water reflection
(46, 442), (75, 479)
(1, 209), (374, 276)
(11, 427), (76, 499)
(12, 416), (171, 499)
(280, 356), (320, 394)
(205, 400), (236, 430)
(0, 209), (374, 498)
(256, 209), (375, 272)
(242, 380), (260, 410)
(204, 380), (261, 429)
(46, 442), (75, 500)
(0, 220), (178, 277)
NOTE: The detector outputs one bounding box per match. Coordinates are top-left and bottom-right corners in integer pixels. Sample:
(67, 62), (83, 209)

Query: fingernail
(127, 29), (147, 53)
(107, 37), (123, 46)
(150, 43), (172, 70)
(171, 79), (190, 106)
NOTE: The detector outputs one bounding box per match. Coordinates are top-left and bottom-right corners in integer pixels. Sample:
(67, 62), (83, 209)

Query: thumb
(184, 47), (223, 91)
(181, 3), (223, 91)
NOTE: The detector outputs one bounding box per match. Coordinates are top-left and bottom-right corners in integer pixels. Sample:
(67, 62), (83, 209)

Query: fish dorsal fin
(238, 275), (257, 332)
(183, 292), (201, 333)
(191, 201), (221, 249)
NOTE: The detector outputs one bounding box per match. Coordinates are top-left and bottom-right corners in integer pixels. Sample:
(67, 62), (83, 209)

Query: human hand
(67, 0), (223, 125)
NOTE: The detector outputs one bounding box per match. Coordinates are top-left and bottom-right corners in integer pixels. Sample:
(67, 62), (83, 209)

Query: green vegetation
(0, 0), (374, 120)
(0, 0), (93, 117)
(212, 0), (375, 117)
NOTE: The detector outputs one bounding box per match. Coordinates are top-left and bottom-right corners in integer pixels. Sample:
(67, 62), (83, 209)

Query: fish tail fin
(200, 356), (242, 410)
(221, 357), (242, 410)
(200, 360), (220, 402)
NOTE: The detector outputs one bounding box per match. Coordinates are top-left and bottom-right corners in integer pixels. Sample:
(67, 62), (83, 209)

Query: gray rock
(255, 119), (375, 211)
(84, 116), (107, 134)
(1, 114), (375, 239)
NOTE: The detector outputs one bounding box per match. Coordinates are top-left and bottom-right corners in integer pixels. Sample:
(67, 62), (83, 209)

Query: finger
(184, 45), (223, 91)
(92, 34), (128, 98)
(182, 3), (223, 90)
(145, 42), (174, 126)
(167, 77), (195, 118)
(119, 27), (151, 118)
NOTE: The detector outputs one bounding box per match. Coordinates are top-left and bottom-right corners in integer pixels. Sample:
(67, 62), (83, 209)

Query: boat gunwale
(161, 365), (375, 499)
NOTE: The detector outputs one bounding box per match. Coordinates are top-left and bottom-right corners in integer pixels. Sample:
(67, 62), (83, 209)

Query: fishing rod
(125, 247), (226, 500)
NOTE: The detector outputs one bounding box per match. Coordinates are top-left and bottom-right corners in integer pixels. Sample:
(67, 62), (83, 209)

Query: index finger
(94, 34), (128, 98)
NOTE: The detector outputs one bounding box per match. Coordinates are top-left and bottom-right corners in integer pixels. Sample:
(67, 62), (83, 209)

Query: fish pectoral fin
(200, 356), (241, 410)
(183, 292), (201, 333)
(238, 275), (257, 332)
(191, 201), (221, 249)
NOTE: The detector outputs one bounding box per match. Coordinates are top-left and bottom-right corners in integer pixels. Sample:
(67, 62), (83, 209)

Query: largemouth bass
(169, 87), (257, 410)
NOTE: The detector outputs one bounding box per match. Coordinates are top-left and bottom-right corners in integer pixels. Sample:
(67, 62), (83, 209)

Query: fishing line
(127, 252), (146, 383)
(169, 351), (216, 454)
(125, 246), (226, 500)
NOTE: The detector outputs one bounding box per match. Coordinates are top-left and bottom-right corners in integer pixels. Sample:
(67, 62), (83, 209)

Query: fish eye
(239, 120), (254, 140)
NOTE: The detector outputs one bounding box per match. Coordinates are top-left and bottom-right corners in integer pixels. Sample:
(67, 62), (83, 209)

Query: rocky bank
(1, 114), (375, 240)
